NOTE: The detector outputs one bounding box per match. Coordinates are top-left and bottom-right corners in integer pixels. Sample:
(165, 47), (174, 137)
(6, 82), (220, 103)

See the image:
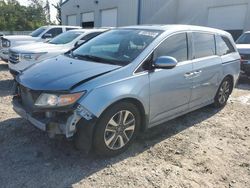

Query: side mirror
(42, 33), (53, 39)
(154, 56), (178, 69)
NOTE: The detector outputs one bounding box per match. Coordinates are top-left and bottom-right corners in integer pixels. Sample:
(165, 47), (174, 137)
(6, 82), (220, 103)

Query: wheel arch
(98, 97), (148, 133)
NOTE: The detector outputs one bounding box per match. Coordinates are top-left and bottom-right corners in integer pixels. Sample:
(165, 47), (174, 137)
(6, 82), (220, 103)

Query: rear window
(216, 35), (236, 56)
(193, 33), (216, 59)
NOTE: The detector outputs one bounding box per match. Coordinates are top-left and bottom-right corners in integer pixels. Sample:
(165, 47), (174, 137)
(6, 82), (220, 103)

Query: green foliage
(0, 0), (50, 31)
(52, 0), (62, 25)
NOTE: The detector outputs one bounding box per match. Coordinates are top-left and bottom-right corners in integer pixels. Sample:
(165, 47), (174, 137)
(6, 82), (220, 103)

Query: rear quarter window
(193, 32), (216, 59)
(216, 35), (236, 56)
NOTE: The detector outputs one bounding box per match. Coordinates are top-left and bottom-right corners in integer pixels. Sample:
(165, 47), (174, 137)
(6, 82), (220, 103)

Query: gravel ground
(0, 60), (249, 188)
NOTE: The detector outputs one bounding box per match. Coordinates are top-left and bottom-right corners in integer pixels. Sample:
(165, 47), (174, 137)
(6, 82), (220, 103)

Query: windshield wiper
(73, 54), (118, 65)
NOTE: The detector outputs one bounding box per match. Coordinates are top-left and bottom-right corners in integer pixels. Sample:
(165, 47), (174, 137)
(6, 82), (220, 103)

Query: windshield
(236, 33), (250, 44)
(49, 31), (83, 45)
(30, 27), (47, 37)
(72, 29), (162, 66)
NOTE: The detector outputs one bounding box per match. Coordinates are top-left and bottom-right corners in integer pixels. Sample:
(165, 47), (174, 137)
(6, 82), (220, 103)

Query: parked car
(12, 25), (240, 156)
(0, 25), (81, 62)
(236, 32), (250, 77)
(8, 28), (108, 76)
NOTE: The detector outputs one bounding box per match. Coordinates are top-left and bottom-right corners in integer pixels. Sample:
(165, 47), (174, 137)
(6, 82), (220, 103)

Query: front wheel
(93, 102), (141, 157)
(214, 77), (233, 108)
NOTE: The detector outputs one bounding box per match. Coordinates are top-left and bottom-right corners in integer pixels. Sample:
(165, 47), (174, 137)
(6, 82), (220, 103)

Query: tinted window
(45, 28), (63, 38)
(216, 35), (236, 56)
(193, 33), (216, 59)
(154, 33), (188, 62)
(30, 27), (46, 37)
(81, 32), (102, 42)
(236, 33), (250, 44)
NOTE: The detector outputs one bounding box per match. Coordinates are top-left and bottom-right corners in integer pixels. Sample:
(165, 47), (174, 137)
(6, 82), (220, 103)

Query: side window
(81, 32), (102, 42)
(45, 28), (63, 38)
(216, 35), (236, 56)
(154, 33), (188, 62)
(193, 33), (216, 59)
(135, 53), (154, 73)
(66, 28), (78, 31)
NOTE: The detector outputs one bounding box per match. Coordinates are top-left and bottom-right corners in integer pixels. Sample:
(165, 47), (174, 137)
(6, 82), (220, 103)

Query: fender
(78, 73), (150, 119)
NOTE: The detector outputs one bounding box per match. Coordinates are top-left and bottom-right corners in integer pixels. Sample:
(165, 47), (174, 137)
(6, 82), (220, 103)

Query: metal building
(61, 0), (250, 39)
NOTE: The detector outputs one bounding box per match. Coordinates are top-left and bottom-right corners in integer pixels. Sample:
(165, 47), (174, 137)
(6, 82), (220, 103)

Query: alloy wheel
(218, 80), (230, 104)
(104, 110), (136, 150)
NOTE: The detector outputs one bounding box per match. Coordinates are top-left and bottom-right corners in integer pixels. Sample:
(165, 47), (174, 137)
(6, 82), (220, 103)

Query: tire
(93, 102), (141, 157)
(214, 77), (233, 108)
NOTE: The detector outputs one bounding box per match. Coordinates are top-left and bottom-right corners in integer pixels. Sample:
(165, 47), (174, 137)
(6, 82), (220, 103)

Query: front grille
(1, 38), (10, 48)
(240, 53), (250, 61)
(9, 50), (20, 64)
(18, 85), (41, 112)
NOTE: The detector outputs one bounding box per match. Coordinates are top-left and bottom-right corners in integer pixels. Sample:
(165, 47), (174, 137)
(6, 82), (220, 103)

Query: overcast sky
(17, 0), (59, 23)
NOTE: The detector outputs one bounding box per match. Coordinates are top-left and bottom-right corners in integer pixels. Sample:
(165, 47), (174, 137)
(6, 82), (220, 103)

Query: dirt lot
(0, 60), (249, 188)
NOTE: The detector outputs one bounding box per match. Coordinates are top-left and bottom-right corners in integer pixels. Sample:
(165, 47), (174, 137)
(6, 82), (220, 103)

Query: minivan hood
(11, 42), (67, 53)
(16, 55), (121, 91)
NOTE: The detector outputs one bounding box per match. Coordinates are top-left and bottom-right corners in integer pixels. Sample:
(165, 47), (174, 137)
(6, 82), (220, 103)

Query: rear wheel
(214, 77), (233, 108)
(93, 102), (141, 157)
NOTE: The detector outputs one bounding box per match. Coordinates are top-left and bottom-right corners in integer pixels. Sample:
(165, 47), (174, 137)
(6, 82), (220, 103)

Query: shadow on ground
(0, 63), (8, 71)
(237, 76), (250, 91)
(0, 79), (13, 97)
(0, 105), (221, 187)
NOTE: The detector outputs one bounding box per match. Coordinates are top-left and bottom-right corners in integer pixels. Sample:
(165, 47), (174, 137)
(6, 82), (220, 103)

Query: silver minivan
(12, 25), (240, 156)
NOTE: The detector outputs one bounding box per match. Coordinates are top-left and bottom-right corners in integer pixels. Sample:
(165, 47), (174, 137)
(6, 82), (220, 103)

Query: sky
(17, 0), (59, 23)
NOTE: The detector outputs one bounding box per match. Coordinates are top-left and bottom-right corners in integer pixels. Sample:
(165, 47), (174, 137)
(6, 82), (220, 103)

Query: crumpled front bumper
(12, 82), (98, 152)
(13, 97), (46, 131)
(12, 95), (97, 139)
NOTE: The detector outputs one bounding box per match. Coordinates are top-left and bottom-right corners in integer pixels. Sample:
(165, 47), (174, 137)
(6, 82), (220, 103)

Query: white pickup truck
(8, 28), (108, 75)
(0, 25), (81, 61)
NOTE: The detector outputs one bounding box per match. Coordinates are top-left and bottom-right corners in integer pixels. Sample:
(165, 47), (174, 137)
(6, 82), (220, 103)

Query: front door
(149, 33), (193, 126)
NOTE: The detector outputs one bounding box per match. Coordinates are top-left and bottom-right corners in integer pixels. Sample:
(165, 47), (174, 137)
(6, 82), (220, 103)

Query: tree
(0, 0), (49, 31)
(44, 0), (51, 24)
(52, 0), (62, 25)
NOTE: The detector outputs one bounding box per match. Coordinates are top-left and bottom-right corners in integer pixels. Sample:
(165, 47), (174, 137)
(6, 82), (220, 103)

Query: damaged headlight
(35, 92), (85, 107)
(1, 39), (10, 48)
